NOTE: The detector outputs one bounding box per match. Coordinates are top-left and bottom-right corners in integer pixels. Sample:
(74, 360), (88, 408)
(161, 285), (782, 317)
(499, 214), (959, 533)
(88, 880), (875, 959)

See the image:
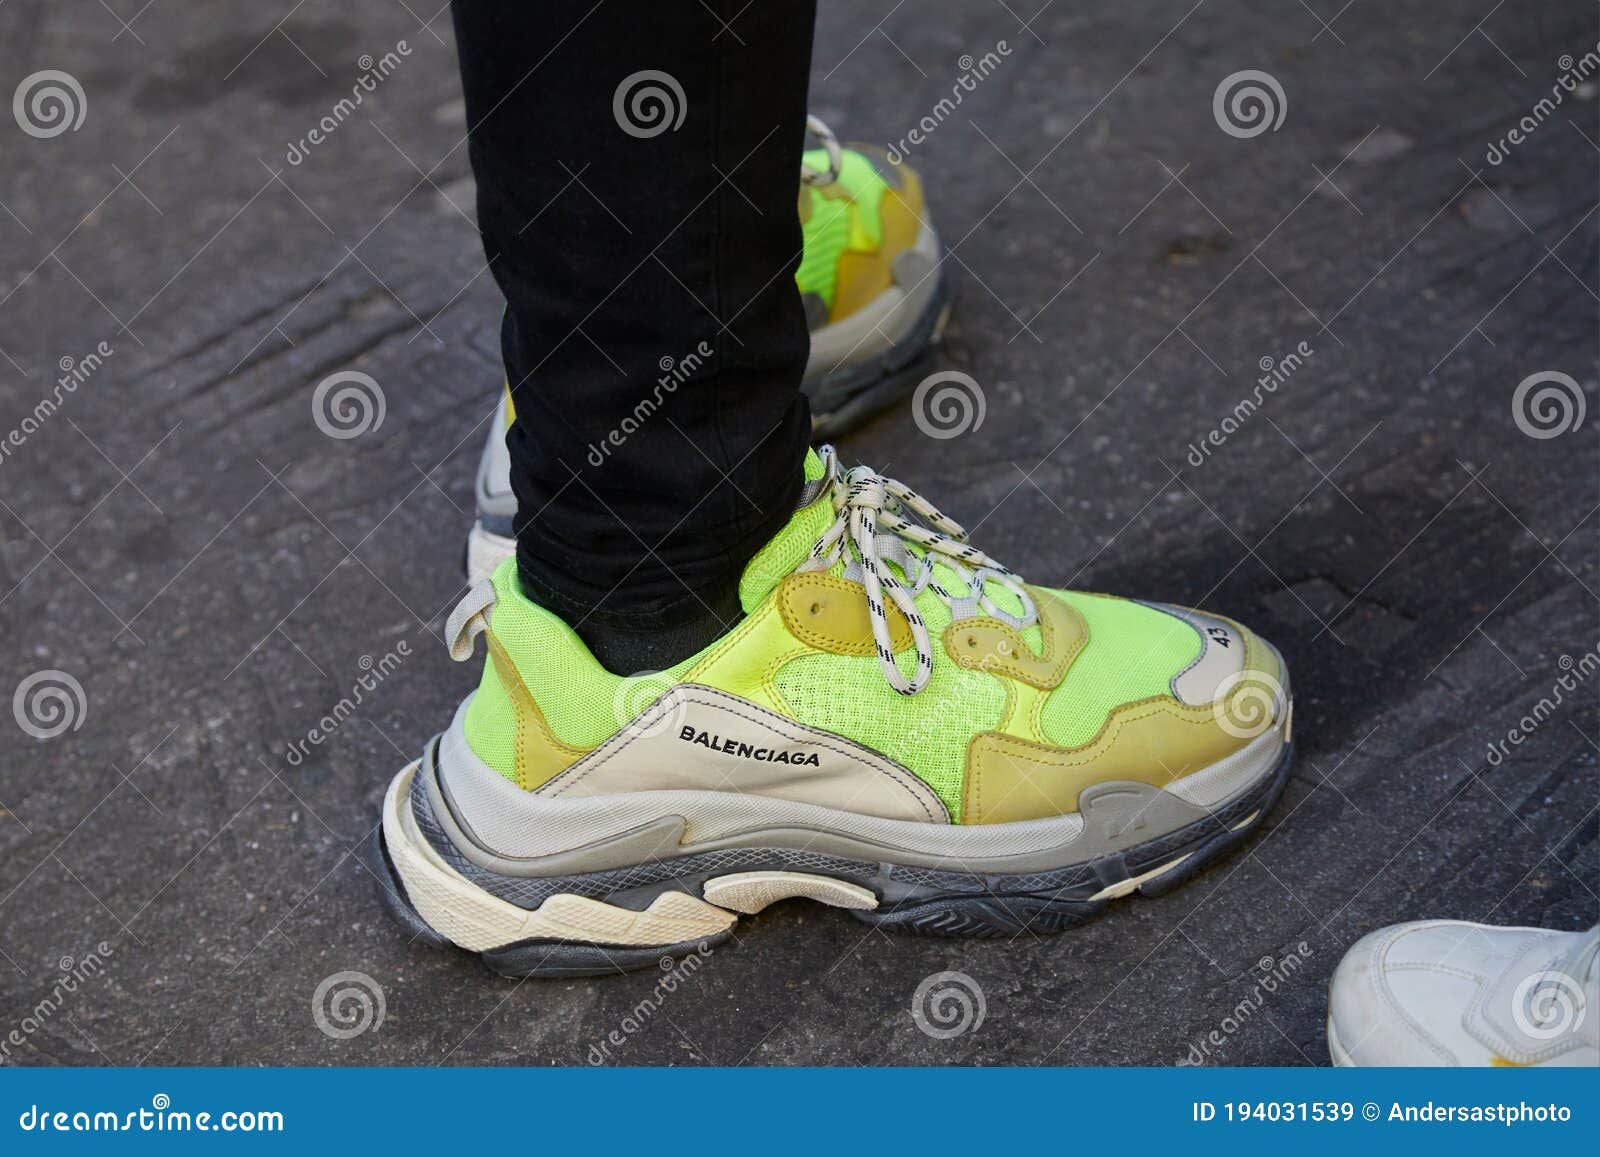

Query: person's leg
(379, 6), (1297, 973)
(451, 0), (816, 673)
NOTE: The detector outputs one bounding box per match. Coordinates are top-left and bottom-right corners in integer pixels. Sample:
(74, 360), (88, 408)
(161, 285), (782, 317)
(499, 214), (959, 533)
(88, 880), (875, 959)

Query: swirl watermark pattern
(912, 370), (986, 440)
(1212, 668), (1284, 739)
(1212, 70), (1287, 139)
(311, 971), (386, 1040)
(1512, 370), (1585, 439)
(13, 669), (87, 739)
(13, 70), (87, 139)
(613, 71), (686, 138)
(612, 669), (690, 740)
(1510, 969), (1586, 1040)
(911, 970), (987, 1039)
(312, 370), (386, 440)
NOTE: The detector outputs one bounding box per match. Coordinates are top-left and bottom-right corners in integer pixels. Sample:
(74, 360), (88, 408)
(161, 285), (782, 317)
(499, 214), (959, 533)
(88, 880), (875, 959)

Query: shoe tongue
(738, 448), (832, 612)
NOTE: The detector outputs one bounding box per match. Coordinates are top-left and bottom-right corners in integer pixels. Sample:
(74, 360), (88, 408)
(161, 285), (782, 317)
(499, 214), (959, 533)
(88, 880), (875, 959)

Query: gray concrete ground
(0, 1), (1596, 1066)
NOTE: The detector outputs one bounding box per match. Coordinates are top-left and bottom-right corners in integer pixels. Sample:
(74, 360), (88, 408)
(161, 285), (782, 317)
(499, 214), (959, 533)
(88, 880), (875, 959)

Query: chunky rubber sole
(371, 733), (1294, 979)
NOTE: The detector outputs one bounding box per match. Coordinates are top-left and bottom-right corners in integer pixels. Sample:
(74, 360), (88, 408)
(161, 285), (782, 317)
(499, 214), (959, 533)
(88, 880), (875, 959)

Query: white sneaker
(1327, 919), (1599, 1066)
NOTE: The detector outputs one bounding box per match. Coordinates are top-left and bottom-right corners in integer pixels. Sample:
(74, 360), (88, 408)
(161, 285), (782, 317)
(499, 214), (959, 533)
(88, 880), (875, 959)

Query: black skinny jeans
(451, 0), (816, 667)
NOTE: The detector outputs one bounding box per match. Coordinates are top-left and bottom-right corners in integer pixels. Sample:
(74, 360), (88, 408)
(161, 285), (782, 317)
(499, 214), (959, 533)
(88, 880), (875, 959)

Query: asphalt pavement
(0, 0), (1595, 1065)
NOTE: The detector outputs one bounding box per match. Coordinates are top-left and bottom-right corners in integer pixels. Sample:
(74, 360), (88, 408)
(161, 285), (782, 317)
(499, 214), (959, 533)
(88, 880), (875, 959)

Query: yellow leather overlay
(830, 175), (925, 322)
(484, 630), (590, 791)
(943, 589), (1086, 690)
(962, 699), (1252, 825)
(777, 572), (913, 656)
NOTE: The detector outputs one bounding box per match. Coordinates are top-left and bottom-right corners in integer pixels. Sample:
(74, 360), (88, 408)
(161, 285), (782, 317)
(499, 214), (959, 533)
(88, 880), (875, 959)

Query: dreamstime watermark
(1178, 942), (1314, 1064)
(1486, 44), (1600, 164)
(0, 340), (113, 470)
(585, 944), (714, 1064)
(911, 970), (986, 1039)
(312, 370), (386, 439)
(1511, 370), (1586, 439)
(912, 369), (986, 440)
(311, 971), (385, 1040)
(285, 42), (412, 165)
(1213, 70), (1287, 139)
(13, 70), (86, 138)
(884, 42), (1013, 163)
(17, 1096), (284, 1134)
(1485, 642), (1600, 767)
(613, 70), (686, 138)
(12, 669), (86, 740)
(1, 943), (115, 1064)
(611, 669), (689, 740)
(1186, 339), (1313, 466)
(585, 340), (712, 466)
(1510, 969), (1588, 1041)
(284, 642), (411, 767)
(1212, 668), (1286, 740)
(887, 651), (1005, 771)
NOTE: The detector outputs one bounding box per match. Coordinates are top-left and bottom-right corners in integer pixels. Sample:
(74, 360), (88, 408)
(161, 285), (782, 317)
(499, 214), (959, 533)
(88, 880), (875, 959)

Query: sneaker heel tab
(445, 580), (498, 662)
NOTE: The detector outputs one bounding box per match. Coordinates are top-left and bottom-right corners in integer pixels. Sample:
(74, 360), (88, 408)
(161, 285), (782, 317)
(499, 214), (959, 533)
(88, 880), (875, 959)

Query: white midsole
(382, 761), (739, 951)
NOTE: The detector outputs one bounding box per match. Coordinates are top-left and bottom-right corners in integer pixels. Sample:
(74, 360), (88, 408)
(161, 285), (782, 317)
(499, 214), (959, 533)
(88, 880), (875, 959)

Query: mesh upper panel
(462, 561), (700, 778)
(738, 449), (828, 612)
(795, 148), (889, 307)
(469, 452), (827, 780)
(774, 599), (1004, 820)
(1037, 591), (1201, 748)
(463, 638), (519, 776)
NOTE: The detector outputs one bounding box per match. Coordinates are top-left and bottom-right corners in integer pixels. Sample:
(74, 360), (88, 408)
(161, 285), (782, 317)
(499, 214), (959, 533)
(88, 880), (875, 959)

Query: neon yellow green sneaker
(466, 118), (950, 585)
(794, 116), (950, 433)
(378, 448), (1291, 977)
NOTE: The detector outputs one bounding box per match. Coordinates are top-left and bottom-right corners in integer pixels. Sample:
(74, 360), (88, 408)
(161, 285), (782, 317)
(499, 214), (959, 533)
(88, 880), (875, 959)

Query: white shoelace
(799, 446), (1038, 696)
(800, 115), (843, 187)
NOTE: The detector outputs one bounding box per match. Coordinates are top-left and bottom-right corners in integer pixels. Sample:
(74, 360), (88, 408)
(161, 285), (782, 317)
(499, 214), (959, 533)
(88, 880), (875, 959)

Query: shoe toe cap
(1148, 604), (1289, 738)
(1328, 921), (1499, 1065)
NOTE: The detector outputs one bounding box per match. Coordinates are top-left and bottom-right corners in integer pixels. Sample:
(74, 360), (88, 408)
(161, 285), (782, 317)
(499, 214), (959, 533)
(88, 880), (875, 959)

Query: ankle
(515, 563), (740, 672)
